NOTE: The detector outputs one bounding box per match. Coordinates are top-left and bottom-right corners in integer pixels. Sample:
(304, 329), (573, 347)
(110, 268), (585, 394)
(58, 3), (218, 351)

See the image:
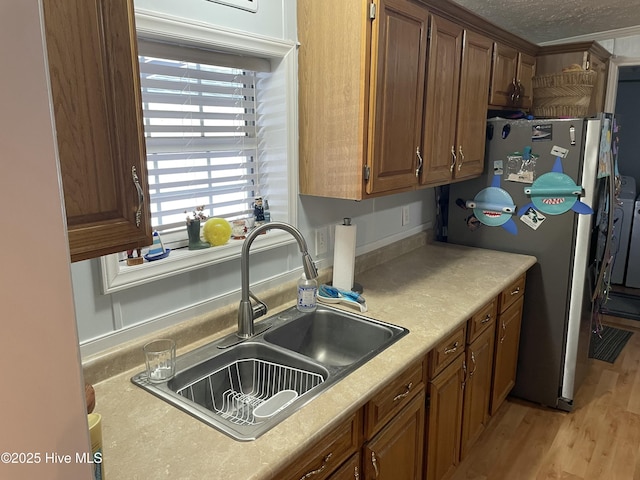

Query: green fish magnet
(518, 157), (593, 216)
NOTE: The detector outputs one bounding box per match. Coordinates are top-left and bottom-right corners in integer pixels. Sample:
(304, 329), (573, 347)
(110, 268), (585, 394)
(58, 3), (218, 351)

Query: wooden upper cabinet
(298, 0), (427, 200)
(489, 43), (536, 109)
(455, 30), (494, 179)
(367, 0), (428, 195)
(43, 0), (152, 262)
(421, 15), (462, 185)
(421, 15), (492, 186)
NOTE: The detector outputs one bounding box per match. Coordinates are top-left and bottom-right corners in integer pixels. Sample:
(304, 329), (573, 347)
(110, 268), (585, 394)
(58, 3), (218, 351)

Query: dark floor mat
(590, 326), (633, 363)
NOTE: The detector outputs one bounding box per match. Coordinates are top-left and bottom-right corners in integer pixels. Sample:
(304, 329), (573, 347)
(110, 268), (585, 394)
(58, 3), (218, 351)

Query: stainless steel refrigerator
(446, 115), (615, 410)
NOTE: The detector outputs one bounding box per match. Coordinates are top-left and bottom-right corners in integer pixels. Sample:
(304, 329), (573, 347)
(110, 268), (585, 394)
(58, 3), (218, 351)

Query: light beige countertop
(93, 241), (536, 480)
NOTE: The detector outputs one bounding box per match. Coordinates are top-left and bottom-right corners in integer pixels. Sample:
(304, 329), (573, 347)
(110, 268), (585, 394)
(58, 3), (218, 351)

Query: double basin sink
(131, 304), (408, 441)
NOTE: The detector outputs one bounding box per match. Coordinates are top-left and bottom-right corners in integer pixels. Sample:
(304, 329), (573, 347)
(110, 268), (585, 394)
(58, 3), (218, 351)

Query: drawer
(278, 410), (362, 480)
(467, 299), (497, 343)
(430, 324), (466, 378)
(364, 358), (425, 440)
(498, 274), (526, 313)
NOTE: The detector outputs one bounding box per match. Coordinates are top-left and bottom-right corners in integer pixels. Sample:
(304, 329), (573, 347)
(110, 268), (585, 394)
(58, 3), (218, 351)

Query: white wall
(74, 0), (437, 356)
(0, 2), (91, 477)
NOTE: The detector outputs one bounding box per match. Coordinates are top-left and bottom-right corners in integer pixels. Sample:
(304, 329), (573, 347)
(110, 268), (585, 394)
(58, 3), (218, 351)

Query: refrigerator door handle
(450, 145), (457, 173)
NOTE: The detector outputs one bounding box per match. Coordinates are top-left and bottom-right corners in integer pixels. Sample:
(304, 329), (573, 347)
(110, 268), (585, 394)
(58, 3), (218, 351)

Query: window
(138, 40), (268, 242)
(100, 17), (298, 294)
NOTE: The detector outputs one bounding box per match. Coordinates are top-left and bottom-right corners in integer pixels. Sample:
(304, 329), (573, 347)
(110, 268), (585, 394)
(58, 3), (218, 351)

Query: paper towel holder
(331, 218), (363, 293)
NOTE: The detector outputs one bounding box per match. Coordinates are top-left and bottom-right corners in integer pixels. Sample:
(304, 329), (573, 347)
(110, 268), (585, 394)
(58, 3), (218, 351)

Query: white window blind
(138, 42), (266, 234)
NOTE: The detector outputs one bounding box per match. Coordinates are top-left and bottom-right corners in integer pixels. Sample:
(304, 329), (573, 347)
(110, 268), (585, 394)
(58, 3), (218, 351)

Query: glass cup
(143, 339), (176, 383)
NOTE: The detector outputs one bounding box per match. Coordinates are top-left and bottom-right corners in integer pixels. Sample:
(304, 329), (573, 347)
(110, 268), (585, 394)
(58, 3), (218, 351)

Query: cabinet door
(516, 53), (536, 109)
(43, 0), (152, 262)
(491, 295), (524, 415)
(421, 14), (463, 185)
(328, 453), (361, 480)
(454, 30), (492, 180)
(277, 411), (362, 480)
(460, 323), (495, 459)
(363, 389), (425, 480)
(426, 355), (465, 480)
(488, 43), (518, 107)
(367, 0), (428, 195)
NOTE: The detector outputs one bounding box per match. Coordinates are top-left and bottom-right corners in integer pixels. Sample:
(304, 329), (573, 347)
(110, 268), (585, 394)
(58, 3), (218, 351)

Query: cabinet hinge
(364, 165), (370, 181)
(369, 2), (376, 19)
(427, 25), (431, 41)
(426, 396), (431, 409)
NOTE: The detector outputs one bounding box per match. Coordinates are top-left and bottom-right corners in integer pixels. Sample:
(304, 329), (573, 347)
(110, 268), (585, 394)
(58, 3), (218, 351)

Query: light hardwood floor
(452, 315), (640, 480)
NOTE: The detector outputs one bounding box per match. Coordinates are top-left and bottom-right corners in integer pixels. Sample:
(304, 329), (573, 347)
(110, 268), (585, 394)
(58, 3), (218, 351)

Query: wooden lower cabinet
(328, 452), (361, 480)
(491, 295), (524, 415)
(426, 354), (465, 480)
(460, 322), (495, 458)
(363, 389), (426, 480)
(277, 411), (362, 480)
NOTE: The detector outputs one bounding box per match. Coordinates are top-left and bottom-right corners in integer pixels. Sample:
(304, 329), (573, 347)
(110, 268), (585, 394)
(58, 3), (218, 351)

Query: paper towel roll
(333, 219), (356, 291)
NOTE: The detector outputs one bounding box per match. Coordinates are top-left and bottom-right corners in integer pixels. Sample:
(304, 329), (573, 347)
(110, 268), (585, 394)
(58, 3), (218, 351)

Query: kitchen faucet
(236, 221), (318, 339)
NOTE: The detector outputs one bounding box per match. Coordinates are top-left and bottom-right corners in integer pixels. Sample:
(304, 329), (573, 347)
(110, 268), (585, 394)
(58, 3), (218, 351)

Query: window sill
(100, 229), (294, 294)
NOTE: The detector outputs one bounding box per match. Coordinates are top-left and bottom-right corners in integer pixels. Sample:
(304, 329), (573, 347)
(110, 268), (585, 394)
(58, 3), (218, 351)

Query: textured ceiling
(450, 0), (640, 44)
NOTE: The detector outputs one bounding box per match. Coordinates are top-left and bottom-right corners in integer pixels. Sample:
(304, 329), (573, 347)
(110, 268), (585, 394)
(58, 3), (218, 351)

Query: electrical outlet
(315, 227), (328, 256)
(402, 205), (410, 226)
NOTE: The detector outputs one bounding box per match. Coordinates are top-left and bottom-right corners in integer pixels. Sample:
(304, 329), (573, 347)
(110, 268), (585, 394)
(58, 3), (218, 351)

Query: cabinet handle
(510, 286), (521, 296)
(515, 81), (523, 102)
(444, 341), (459, 355)
(132, 166), (144, 228)
(457, 145), (465, 171)
(509, 78), (518, 104)
(415, 146), (423, 178)
(371, 451), (380, 478)
(299, 453), (332, 479)
(462, 359), (467, 390)
(354, 465), (360, 480)
(450, 145), (457, 172)
(469, 351), (477, 377)
(481, 314), (491, 324)
(393, 382), (413, 402)
(500, 320), (506, 344)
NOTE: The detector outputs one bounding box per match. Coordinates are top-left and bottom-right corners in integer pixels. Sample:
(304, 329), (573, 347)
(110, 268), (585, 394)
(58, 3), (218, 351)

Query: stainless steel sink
(263, 307), (403, 366)
(131, 305), (408, 441)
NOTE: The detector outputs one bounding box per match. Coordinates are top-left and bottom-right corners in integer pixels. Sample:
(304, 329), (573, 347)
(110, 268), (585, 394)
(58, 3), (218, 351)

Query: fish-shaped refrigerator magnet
(465, 175), (518, 235)
(518, 156), (594, 216)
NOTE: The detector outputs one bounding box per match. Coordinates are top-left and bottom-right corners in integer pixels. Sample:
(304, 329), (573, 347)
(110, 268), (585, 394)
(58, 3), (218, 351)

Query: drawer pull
(510, 286), (521, 296)
(371, 451), (380, 478)
(300, 453), (332, 479)
(481, 314), (491, 324)
(393, 382), (413, 402)
(444, 341), (459, 355)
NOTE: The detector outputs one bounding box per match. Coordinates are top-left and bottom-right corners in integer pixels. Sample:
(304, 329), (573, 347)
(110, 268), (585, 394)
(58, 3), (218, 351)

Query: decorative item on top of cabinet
(420, 15), (493, 186)
(43, 0), (152, 262)
(489, 42), (536, 109)
(536, 41), (610, 116)
(491, 274), (526, 415)
(297, 0), (428, 200)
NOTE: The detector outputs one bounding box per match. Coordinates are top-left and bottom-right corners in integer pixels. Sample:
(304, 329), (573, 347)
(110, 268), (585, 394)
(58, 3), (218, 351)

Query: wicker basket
(532, 70), (597, 117)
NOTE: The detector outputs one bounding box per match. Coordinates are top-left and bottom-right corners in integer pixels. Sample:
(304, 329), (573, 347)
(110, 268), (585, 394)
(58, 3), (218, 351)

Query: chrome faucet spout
(237, 221), (318, 339)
